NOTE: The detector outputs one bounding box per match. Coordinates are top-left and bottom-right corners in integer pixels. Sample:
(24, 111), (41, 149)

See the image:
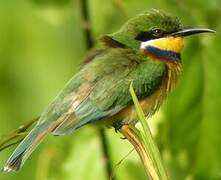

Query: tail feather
(3, 151), (25, 172)
(3, 121), (53, 172)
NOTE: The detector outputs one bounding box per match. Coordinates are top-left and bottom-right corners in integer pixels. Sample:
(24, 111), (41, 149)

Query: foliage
(0, 0), (220, 180)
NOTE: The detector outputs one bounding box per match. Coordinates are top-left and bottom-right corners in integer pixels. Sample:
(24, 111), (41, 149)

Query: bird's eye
(151, 28), (163, 37)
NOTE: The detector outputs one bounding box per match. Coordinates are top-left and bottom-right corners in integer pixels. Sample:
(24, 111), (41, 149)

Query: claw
(120, 136), (127, 140)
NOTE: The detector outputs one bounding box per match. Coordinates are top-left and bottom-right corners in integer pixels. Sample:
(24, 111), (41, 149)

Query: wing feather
(39, 48), (166, 136)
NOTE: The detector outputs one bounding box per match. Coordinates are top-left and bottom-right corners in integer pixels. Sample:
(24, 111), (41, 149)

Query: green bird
(3, 10), (214, 172)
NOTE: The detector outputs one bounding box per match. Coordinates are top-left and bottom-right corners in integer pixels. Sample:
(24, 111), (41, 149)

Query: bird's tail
(3, 121), (54, 172)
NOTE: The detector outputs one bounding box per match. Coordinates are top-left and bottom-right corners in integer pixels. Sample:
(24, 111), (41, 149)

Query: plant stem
(80, 0), (93, 50)
(126, 83), (168, 180)
(119, 125), (159, 180)
(80, 0), (114, 179)
(0, 118), (38, 152)
(99, 128), (114, 180)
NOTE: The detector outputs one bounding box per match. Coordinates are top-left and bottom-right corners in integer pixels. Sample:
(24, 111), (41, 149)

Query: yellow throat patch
(141, 37), (184, 53)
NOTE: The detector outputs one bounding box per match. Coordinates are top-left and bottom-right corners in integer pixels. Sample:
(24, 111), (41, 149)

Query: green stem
(99, 128), (114, 180)
(0, 118), (38, 152)
(129, 83), (168, 180)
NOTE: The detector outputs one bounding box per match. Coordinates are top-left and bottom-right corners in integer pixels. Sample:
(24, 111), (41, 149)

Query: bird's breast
(102, 62), (181, 129)
(103, 75), (169, 127)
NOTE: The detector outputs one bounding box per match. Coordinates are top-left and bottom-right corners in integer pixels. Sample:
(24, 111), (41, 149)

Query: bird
(3, 9), (214, 172)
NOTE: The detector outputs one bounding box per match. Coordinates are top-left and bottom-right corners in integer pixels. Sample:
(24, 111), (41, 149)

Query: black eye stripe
(135, 31), (154, 41)
(135, 28), (166, 42)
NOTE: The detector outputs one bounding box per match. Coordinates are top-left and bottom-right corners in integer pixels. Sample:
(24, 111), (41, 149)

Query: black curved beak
(171, 27), (215, 37)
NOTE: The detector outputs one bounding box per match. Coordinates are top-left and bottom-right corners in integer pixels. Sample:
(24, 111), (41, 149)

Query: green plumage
(3, 10), (180, 172)
(48, 47), (166, 134)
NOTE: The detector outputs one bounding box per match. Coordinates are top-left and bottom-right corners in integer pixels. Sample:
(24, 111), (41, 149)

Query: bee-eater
(3, 10), (214, 172)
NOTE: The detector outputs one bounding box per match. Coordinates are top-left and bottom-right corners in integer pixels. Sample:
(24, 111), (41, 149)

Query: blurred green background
(0, 0), (220, 180)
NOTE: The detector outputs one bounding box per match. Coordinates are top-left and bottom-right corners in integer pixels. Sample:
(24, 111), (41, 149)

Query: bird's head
(107, 10), (214, 64)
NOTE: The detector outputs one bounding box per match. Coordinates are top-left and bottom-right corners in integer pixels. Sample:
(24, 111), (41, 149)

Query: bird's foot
(113, 122), (124, 132)
(113, 122), (129, 140)
(120, 136), (127, 140)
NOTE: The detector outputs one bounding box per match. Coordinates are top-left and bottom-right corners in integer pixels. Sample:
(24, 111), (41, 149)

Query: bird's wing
(39, 48), (166, 136)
